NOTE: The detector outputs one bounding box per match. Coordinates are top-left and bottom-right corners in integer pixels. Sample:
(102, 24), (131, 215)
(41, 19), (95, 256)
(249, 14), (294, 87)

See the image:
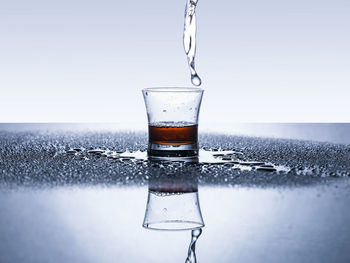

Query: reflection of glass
(142, 88), (204, 160)
(143, 170), (204, 231)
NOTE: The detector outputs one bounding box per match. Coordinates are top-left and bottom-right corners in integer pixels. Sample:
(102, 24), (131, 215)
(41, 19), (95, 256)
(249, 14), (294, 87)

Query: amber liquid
(149, 123), (198, 145)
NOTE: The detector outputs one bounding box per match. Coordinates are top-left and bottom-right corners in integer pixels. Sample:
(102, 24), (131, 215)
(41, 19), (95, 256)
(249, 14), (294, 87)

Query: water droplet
(73, 148), (84, 152)
(256, 167), (277, 172)
(67, 149), (77, 155)
(87, 148), (104, 154)
(191, 74), (202, 86)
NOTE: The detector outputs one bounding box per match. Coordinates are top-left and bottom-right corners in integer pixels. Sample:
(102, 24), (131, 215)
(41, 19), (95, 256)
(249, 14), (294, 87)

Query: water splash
(183, 0), (202, 86)
(185, 228), (202, 263)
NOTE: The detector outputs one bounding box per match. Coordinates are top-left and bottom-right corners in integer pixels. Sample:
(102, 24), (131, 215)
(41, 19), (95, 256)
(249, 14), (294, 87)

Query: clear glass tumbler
(142, 87), (204, 159)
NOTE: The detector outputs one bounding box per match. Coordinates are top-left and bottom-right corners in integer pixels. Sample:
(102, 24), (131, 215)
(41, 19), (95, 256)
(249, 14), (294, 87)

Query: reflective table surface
(1, 124), (350, 263)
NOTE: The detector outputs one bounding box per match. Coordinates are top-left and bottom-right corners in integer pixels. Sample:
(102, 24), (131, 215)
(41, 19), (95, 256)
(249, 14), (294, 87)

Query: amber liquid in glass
(148, 122), (198, 158)
(149, 123), (198, 145)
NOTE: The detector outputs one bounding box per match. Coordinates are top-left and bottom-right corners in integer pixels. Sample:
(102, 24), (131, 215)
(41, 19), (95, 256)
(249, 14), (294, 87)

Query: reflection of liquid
(185, 228), (202, 263)
(143, 169), (204, 261)
(143, 171), (204, 230)
(183, 0), (201, 86)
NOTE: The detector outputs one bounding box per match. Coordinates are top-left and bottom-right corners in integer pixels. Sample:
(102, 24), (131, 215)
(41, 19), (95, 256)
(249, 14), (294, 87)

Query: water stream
(183, 0), (201, 86)
(185, 228), (202, 263)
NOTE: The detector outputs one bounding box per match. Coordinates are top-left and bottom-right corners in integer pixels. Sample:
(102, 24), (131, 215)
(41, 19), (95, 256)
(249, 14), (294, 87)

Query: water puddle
(61, 147), (291, 174)
(60, 147), (350, 178)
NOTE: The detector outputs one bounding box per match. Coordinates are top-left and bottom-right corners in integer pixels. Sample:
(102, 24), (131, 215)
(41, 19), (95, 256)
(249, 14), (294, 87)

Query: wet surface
(0, 131), (349, 187)
(1, 126), (350, 262)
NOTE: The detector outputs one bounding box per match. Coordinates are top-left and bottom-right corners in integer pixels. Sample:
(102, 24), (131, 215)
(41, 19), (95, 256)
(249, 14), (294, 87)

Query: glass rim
(142, 87), (204, 93)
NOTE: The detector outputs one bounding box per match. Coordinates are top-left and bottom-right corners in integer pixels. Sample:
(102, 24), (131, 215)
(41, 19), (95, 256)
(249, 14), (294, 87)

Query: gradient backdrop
(1, 0), (349, 123)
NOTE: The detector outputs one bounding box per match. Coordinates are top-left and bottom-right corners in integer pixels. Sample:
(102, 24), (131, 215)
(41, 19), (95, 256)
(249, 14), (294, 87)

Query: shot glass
(142, 87), (204, 159)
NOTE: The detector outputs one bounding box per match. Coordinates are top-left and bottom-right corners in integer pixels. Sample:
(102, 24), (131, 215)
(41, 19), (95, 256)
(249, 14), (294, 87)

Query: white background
(1, 0), (349, 123)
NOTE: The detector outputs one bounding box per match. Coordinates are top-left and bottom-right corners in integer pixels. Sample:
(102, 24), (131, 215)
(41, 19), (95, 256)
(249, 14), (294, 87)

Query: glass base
(148, 142), (198, 159)
(143, 220), (204, 231)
